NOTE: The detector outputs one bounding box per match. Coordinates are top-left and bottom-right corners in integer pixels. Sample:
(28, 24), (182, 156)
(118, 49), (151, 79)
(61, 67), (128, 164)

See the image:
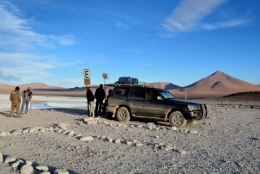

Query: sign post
(83, 69), (91, 85)
(102, 73), (108, 94)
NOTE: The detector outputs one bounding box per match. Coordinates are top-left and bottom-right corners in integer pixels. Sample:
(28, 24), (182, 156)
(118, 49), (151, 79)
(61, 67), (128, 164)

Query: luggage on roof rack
(118, 76), (138, 84)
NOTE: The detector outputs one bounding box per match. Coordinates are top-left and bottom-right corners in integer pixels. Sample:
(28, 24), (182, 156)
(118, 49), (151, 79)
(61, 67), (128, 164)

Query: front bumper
(190, 104), (208, 119)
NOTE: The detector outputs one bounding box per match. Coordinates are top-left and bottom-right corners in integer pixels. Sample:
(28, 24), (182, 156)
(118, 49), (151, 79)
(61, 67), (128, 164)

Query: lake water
(31, 101), (88, 109)
(0, 94), (89, 110)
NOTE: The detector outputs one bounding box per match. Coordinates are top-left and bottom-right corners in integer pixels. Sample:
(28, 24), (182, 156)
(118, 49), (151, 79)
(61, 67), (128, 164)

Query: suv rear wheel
(169, 111), (187, 128)
(116, 107), (130, 122)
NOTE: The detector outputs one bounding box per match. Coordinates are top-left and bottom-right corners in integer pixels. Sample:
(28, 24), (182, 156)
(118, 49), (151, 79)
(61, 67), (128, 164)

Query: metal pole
(185, 88), (187, 100)
(104, 78), (106, 97)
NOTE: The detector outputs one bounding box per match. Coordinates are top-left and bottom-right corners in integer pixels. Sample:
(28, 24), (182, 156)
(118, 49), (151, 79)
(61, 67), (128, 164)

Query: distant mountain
(1, 71), (259, 96)
(149, 82), (181, 90)
(177, 71), (260, 94)
(0, 82), (65, 93)
(20, 82), (65, 89)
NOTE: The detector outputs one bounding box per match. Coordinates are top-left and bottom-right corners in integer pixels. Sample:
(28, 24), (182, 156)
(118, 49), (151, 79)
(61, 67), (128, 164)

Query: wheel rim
(119, 110), (126, 119)
(172, 115), (183, 125)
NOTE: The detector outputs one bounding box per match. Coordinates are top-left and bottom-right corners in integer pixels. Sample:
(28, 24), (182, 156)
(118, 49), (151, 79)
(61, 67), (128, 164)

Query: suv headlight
(188, 104), (201, 111)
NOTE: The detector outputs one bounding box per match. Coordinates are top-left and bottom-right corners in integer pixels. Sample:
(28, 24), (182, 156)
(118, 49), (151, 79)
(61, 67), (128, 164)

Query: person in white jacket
(21, 87), (33, 114)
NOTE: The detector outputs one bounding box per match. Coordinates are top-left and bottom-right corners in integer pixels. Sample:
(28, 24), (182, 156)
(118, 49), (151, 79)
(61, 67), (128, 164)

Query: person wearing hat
(10, 86), (21, 118)
(95, 84), (105, 116)
(86, 85), (95, 117)
(21, 87), (33, 115)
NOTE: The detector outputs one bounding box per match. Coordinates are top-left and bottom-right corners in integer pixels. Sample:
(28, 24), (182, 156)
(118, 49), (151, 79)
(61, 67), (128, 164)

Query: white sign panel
(84, 69), (90, 79)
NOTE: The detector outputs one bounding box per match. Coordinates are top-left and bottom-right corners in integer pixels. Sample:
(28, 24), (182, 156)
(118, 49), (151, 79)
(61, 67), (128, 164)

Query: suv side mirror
(157, 96), (163, 100)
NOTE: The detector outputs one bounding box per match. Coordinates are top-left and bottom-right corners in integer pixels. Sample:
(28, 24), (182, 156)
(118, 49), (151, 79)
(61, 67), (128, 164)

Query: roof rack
(105, 81), (154, 87)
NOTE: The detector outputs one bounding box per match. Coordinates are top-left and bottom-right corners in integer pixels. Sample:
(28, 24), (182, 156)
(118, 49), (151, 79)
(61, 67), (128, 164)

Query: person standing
(9, 86), (21, 118)
(95, 84), (105, 116)
(86, 85), (95, 117)
(21, 87), (33, 115)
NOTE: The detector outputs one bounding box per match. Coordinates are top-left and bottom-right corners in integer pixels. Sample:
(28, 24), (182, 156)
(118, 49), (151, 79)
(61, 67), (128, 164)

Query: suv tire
(169, 111), (187, 128)
(116, 107), (130, 122)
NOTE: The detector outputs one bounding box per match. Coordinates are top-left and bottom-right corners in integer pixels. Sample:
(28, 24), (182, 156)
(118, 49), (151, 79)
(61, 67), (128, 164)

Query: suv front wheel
(169, 111), (187, 128)
(116, 107), (130, 122)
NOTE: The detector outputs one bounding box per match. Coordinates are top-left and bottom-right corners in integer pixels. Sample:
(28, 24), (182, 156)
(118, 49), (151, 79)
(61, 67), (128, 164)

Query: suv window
(145, 88), (159, 100)
(129, 87), (144, 99)
(113, 87), (130, 97)
(157, 89), (175, 99)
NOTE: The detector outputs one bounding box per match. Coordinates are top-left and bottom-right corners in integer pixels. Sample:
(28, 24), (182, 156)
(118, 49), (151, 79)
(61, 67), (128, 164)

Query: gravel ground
(0, 95), (260, 174)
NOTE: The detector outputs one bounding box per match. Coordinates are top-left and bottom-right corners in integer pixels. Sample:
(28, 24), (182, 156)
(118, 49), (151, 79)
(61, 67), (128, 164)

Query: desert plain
(0, 91), (260, 174)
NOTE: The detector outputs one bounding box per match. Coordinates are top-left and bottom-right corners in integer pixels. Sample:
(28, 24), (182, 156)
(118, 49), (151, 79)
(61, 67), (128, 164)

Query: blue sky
(0, 0), (259, 88)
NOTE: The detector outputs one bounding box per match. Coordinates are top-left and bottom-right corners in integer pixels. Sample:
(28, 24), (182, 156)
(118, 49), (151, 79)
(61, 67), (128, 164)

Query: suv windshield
(157, 89), (175, 99)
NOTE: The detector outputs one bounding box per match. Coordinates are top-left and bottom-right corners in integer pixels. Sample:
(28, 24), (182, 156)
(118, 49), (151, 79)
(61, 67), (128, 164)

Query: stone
(61, 130), (69, 135)
(26, 161), (33, 165)
(135, 143), (143, 147)
(20, 164), (34, 174)
(58, 124), (68, 130)
(54, 169), (69, 174)
(146, 122), (156, 130)
(0, 151), (3, 162)
(4, 156), (16, 164)
(114, 139), (121, 144)
(0, 132), (7, 137)
(22, 129), (29, 134)
(126, 141), (133, 145)
(40, 129), (46, 133)
(171, 126), (178, 131)
(189, 130), (198, 134)
(165, 144), (174, 151)
(75, 134), (83, 138)
(66, 130), (75, 136)
(12, 162), (20, 168)
(29, 128), (35, 133)
(180, 150), (187, 155)
(36, 165), (49, 171)
(80, 136), (94, 141)
(12, 130), (22, 135)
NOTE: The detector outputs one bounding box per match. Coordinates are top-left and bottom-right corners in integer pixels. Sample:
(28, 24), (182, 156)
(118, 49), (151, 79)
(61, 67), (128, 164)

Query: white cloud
(115, 22), (130, 29)
(201, 19), (248, 30)
(0, 70), (21, 81)
(0, 1), (75, 51)
(142, 63), (151, 66)
(0, 53), (81, 83)
(162, 0), (229, 32)
(123, 48), (143, 53)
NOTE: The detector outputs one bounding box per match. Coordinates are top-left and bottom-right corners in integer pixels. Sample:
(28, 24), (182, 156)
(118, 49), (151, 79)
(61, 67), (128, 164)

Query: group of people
(9, 86), (33, 118)
(9, 84), (111, 118)
(86, 84), (112, 117)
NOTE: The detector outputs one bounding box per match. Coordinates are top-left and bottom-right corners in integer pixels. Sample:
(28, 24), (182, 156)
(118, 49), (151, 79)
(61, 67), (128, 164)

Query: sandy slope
(0, 96), (260, 174)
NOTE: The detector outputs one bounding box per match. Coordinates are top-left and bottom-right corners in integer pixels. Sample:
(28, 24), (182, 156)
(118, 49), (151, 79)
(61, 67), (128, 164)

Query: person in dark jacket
(94, 84), (105, 116)
(86, 85), (95, 117)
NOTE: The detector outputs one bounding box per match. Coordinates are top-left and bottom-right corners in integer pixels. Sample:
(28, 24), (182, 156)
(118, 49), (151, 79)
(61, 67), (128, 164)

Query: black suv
(106, 83), (207, 127)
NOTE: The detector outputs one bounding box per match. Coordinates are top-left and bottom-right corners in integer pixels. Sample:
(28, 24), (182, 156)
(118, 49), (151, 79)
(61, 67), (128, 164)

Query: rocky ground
(0, 93), (259, 174)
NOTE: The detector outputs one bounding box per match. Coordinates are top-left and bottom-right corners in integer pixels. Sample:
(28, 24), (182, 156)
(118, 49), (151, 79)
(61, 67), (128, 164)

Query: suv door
(143, 88), (165, 117)
(128, 87), (145, 116)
